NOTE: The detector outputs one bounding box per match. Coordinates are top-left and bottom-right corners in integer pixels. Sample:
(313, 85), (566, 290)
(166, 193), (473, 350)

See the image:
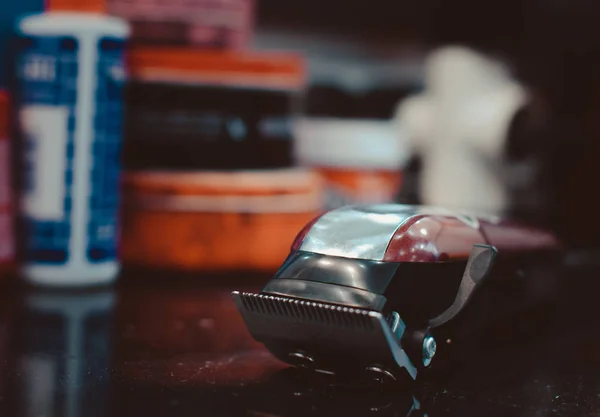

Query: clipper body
(233, 205), (560, 381)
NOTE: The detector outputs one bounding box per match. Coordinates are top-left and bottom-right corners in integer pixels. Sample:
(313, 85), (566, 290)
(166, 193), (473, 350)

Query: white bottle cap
(294, 118), (409, 170)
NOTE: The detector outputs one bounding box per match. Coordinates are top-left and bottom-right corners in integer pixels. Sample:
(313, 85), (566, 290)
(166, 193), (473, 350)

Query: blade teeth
(325, 305), (337, 326)
(239, 293), (374, 331)
(301, 301), (310, 321)
(360, 311), (369, 330)
(341, 307), (351, 328)
(313, 302), (324, 322)
(273, 297), (285, 316)
(335, 306), (346, 327)
(302, 301), (312, 321)
(307, 302), (316, 321)
(300, 301), (310, 321)
(334, 306), (344, 327)
(241, 294), (249, 310)
(244, 293), (254, 311)
(253, 293), (264, 313)
(291, 300), (301, 319)
(284, 298), (295, 319)
(261, 296), (270, 314)
(267, 296), (277, 315)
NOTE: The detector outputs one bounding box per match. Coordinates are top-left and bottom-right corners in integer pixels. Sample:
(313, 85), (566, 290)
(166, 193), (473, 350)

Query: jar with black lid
(124, 49), (305, 170)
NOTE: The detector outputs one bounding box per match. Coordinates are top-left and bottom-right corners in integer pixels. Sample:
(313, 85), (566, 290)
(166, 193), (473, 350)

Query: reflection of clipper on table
(394, 46), (528, 216)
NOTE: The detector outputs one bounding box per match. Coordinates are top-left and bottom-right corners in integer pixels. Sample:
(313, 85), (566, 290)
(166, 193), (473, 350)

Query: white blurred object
(394, 45), (528, 214)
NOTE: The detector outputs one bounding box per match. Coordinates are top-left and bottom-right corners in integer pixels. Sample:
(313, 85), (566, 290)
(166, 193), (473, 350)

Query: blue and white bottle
(16, 4), (129, 286)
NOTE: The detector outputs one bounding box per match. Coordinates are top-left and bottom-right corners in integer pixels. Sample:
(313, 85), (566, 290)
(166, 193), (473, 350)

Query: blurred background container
(121, 169), (323, 272)
(295, 93), (409, 209)
(1, 0), (600, 284)
(124, 48), (305, 170)
(107, 0), (254, 49)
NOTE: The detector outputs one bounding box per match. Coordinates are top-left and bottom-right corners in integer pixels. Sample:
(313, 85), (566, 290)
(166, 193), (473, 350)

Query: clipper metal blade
(232, 291), (418, 380)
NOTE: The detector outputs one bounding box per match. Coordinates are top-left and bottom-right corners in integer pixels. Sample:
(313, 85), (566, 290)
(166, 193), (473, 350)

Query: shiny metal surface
(429, 244), (497, 328)
(273, 251), (398, 294)
(422, 336), (437, 367)
(232, 291), (418, 380)
(263, 278), (388, 310)
(299, 204), (456, 261)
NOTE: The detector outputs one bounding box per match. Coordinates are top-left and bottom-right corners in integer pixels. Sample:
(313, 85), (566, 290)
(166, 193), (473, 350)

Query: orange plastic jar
(121, 169), (323, 272)
(0, 92), (14, 278)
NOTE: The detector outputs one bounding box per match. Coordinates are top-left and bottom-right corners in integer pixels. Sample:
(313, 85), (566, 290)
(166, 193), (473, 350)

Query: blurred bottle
(15, 0), (129, 286)
(0, 92), (15, 278)
(295, 86), (411, 210)
(10, 289), (115, 417)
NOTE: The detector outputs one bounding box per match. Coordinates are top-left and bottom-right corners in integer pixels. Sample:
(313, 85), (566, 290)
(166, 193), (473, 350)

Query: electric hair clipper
(232, 205), (561, 381)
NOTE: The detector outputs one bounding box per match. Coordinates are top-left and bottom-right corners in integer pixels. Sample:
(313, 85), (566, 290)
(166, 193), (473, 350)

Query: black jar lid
(123, 48), (306, 171)
(305, 84), (418, 120)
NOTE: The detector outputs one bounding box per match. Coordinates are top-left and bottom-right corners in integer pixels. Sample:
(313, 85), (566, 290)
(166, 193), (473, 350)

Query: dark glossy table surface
(1, 259), (600, 417)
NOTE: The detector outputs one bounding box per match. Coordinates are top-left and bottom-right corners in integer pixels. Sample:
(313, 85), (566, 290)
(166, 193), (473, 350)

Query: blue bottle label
(87, 37), (126, 263)
(17, 34), (126, 266)
(17, 36), (79, 265)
